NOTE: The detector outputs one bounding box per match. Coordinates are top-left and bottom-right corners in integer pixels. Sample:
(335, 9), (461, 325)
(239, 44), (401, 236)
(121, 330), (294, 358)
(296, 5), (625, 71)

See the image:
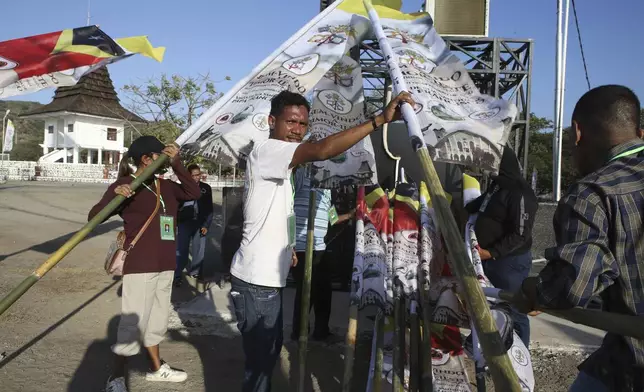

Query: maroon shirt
(89, 159), (201, 275)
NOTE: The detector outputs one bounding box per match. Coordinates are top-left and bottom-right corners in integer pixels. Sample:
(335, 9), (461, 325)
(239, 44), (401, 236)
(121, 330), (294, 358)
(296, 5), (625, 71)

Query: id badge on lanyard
(328, 205), (339, 226)
(160, 214), (175, 241)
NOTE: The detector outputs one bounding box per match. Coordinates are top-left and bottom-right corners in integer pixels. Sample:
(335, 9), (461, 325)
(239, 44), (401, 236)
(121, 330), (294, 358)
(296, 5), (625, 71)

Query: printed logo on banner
(308, 25), (356, 46)
(282, 54), (319, 76)
(216, 113), (234, 125)
(0, 56), (18, 70)
(430, 104), (464, 121)
(230, 105), (254, 124)
(397, 48), (435, 72)
(511, 346), (529, 367)
(383, 27), (424, 44)
(252, 113), (269, 131)
(469, 107), (501, 121)
(318, 89), (352, 115)
(324, 62), (355, 87)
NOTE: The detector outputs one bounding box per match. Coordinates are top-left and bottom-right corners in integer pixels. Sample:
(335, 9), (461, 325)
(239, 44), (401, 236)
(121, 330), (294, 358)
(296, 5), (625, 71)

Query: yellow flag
(339, 0), (426, 20)
(116, 36), (166, 62)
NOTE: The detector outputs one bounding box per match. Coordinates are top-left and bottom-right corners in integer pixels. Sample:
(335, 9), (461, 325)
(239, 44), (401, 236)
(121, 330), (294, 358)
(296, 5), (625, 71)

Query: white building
(21, 66), (145, 165)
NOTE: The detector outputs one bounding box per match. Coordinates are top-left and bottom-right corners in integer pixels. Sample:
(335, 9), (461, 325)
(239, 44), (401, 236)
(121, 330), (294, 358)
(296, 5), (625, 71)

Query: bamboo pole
(297, 189), (316, 392)
(361, 1), (521, 390)
(409, 301), (421, 392)
(483, 287), (644, 340)
(342, 304), (359, 392)
(417, 149), (521, 391)
(0, 154), (169, 317)
(393, 285), (405, 392)
(373, 311), (385, 392)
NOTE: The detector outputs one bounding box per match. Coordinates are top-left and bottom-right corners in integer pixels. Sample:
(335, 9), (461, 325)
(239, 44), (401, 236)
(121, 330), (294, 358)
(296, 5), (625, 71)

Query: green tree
(527, 113), (577, 196)
(122, 73), (238, 175)
(122, 73), (230, 143)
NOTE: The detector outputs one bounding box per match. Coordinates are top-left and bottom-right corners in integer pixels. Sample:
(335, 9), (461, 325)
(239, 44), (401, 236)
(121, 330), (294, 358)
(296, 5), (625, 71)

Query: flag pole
(297, 189), (316, 392)
(361, 1), (522, 390)
(342, 186), (364, 392)
(0, 154), (169, 317)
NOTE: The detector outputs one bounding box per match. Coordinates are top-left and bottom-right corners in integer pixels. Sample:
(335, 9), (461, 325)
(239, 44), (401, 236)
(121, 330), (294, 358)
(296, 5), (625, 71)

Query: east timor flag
(0, 26), (125, 87)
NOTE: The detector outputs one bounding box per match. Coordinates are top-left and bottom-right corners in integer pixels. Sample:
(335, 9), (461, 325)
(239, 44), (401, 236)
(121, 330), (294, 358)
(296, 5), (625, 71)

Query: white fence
(0, 161), (243, 188)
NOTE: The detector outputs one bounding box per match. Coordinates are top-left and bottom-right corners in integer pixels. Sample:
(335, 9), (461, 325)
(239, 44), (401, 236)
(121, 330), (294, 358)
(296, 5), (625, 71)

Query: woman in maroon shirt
(89, 136), (200, 392)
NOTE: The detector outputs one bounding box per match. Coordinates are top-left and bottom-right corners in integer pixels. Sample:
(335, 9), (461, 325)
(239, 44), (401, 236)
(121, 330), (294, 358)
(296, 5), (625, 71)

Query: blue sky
(2, 0), (642, 125)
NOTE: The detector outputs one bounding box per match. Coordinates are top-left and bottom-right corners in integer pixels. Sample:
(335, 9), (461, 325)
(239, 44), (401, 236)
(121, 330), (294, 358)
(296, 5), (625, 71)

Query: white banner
(3, 119), (14, 152)
(378, 15), (517, 171)
(180, 3), (368, 166)
(309, 55), (377, 188)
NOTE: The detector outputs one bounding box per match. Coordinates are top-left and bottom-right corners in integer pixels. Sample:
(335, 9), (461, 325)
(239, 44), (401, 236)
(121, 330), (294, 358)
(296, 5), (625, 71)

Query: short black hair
(187, 164), (201, 172)
(270, 91), (310, 117)
(572, 85), (641, 138)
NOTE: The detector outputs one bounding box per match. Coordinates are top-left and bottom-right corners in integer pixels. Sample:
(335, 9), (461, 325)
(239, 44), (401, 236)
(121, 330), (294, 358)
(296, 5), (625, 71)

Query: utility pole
(553, 0), (570, 201)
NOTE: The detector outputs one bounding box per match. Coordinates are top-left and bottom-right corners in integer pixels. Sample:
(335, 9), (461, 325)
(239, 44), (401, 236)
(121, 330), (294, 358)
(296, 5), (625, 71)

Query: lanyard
(131, 174), (166, 213)
(610, 145), (644, 162)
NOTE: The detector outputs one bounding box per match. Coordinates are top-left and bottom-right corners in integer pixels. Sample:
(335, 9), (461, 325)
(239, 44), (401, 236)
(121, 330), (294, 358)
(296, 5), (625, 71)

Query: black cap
(128, 136), (165, 161)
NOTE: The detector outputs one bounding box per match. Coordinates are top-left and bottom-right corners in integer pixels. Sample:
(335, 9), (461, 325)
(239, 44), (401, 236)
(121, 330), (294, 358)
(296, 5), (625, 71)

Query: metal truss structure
(357, 37), (534, 173)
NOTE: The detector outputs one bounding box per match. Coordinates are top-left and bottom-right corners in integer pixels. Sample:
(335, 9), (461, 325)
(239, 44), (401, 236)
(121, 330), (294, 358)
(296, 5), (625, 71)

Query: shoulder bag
(104, 179), (161, 276)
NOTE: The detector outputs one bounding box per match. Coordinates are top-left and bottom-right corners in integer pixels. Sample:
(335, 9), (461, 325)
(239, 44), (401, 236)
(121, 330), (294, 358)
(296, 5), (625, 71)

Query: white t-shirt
(230, 138), (300, 287)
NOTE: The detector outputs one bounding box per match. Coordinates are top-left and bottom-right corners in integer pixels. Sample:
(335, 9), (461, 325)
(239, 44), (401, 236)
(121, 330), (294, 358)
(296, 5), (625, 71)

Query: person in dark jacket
(174, 164), (214, 286)
(466, 146), (538, 347)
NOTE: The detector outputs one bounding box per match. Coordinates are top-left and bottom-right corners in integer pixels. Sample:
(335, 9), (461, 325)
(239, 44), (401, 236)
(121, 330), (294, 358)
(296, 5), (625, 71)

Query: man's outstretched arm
(289, 92), (414, 168)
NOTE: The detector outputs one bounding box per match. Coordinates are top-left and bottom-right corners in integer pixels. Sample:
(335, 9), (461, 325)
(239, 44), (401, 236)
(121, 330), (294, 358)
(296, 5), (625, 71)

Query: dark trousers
(483, 251), (532, 348)
(175, 221), (205, 279)
(230, 276), (283, 392)
(291, 251), (332, 339)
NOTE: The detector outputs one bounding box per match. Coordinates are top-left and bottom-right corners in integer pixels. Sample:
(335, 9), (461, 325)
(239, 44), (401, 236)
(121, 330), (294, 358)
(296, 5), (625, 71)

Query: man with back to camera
(514, 85), (644, 391)
(229, 89), (413, 392)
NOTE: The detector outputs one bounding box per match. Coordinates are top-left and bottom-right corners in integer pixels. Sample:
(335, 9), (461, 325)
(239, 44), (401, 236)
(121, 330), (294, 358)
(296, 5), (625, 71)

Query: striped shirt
(537, 139), (644, 381)
(293, 167), (331, 252)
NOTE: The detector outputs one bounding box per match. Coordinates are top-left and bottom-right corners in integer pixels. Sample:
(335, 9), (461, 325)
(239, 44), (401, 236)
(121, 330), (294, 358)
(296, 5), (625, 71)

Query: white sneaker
(106, 377), (128, 392)
(145, 362), (188, 383)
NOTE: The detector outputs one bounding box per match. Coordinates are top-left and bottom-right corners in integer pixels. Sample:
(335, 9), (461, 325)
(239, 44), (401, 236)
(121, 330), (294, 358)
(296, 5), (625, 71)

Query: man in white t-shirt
(229, 90), (413, 392)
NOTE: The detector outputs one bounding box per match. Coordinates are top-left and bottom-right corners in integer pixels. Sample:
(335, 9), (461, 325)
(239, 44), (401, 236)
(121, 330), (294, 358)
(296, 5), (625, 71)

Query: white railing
(0, 161), (244, 188)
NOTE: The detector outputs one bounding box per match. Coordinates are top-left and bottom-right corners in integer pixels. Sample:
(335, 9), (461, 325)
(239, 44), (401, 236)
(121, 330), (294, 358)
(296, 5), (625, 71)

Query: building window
(48, 125), (54, 134)
(67, 124), (74, 133)
(107, 128), (117, 141)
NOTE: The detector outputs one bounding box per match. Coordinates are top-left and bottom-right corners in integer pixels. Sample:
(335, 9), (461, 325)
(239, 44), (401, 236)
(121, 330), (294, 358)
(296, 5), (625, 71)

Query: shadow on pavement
(0, 280), (120, 371)
(0, 220), (122, 262)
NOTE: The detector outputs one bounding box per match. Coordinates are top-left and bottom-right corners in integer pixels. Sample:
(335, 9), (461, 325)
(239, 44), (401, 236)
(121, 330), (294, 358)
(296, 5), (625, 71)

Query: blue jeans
(175, 222), (206, 279)
(569, 371), (609, 392)
(483, 251), (532, 348)
(230, 276), (283, 392)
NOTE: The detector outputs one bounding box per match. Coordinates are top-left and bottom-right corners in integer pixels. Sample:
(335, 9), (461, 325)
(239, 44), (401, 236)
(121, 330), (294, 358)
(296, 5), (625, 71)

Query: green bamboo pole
(0, 154), (169, 317)
(342, 304), (359, 392)
(489, 288), (644, 340)
(297, 189), (316, 392)
(416, 148), (521, 392)
(361, 0), (520, 389)
(419, 286), (433, 392)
